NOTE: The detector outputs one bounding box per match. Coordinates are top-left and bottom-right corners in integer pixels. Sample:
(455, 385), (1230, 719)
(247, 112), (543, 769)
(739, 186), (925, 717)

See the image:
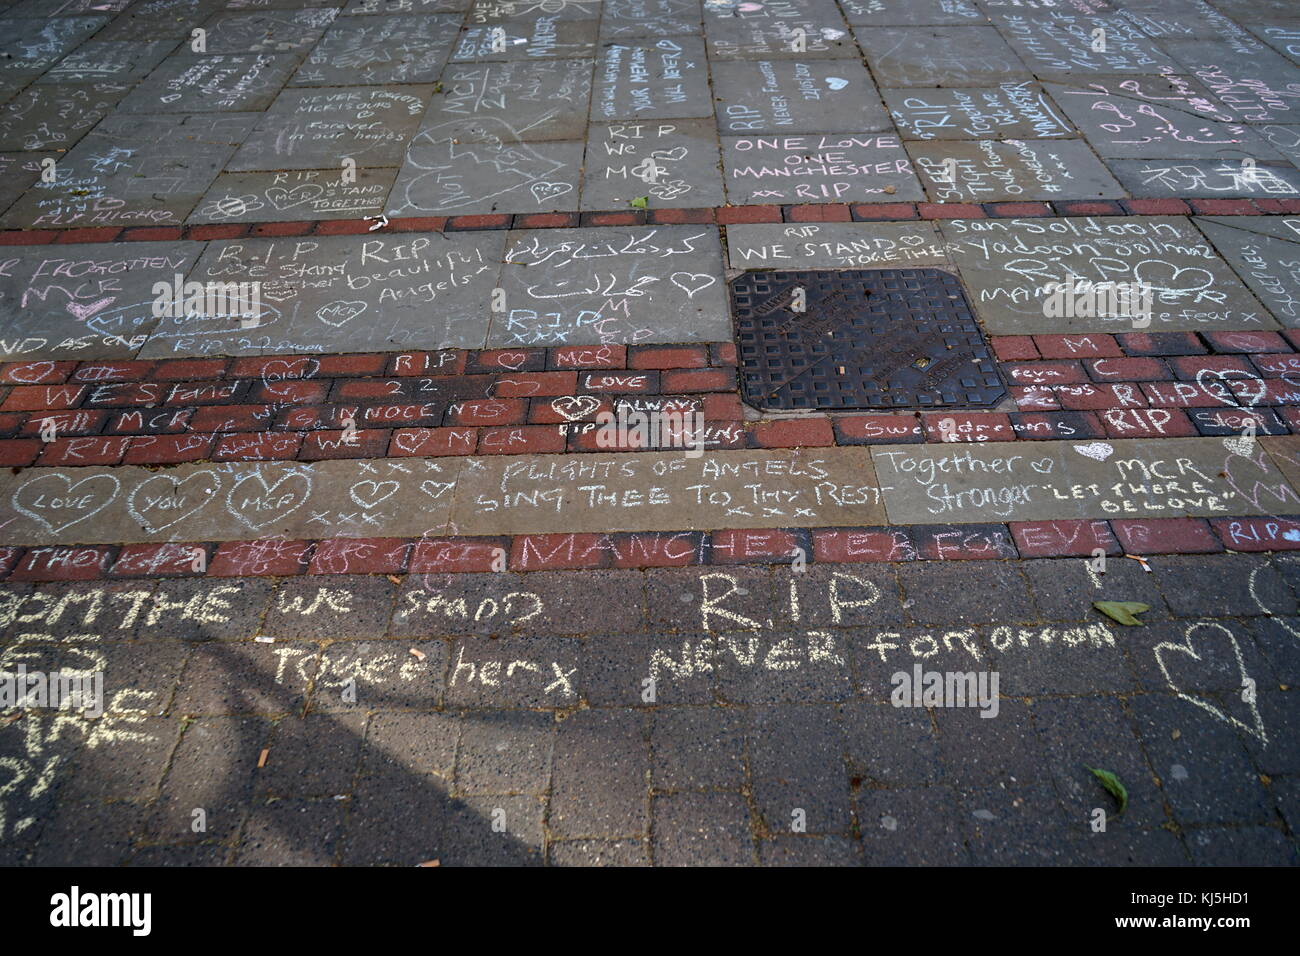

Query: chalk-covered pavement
(0, 0), (1298, 869)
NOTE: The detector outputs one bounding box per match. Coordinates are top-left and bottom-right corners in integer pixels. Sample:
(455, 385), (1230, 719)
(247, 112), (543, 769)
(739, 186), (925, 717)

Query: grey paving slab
(140, 230), (505, 357)
(34, 39), (175, 86)
(1044, 75), (1282, 160)
(0, 18), (109, 83)
(1114, 0), (1267, 46)
(591, 37), (712, 121)
(450, 19), (599, 61)
(388, 130), (584, 215)
(115, 52), (302, 113)
(189, 166), (396, 223)
(581, 119), (724, 210)
(290, 14), (461, 85)
(0, 153), (50, 218)
(939, 215), (1275, 333)
(489, 225), (728, 346)
(228, 87), (433, 171)
(840, 0), (982, 27)
(195, 8), (340, 53)
(1163, 38), (1300, 124)
(885, 83), (1074, 141)
(1258, 124), (1300, 165)
(856, 26), (1033, 87)
(0, 113), (258, 230)
(703, 11), (853, 60)
(1249, 23), (1300, 62)
(467, 0), (602, 23)
(6, 0), (134, 13)
(600, 0), (702, 40)
(0, 456), (463, 544)
(1193, 215), (1300, 327)
(0, 84), (128, 152)
(908, 138), (1124, 202)
(448, 447), (886, 533)
(1108, 158), (1300, 197)
(96, 0), (228, 40)
(342, 0), (469, 11)
(722, 132), (925, 204)
(725, 220), (947, 269)
(992, 11), (1177, 76)
(0, 240), (204, 362)
(872, 436), (1297, 523)
(416, 58), (595, 143)
(712, 59), (891, 134)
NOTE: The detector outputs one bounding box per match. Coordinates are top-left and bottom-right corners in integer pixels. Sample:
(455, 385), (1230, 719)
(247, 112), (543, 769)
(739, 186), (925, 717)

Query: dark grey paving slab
(417, 58), (595, 142)
(1108, 157), (1300, 197)
(140, 230), (505, 357)
(195, 8), (339, 53)
(1249, 23), (1300, 62)
(0, 84), (128, 152)
(450, 19), (598, 61)
(489, 225), (728, 346)
(189, 167), (396, 223)
(591, 36), (712, 121)
(582, 118), (724, 209)
(0, 18), (109, 84)
(939, 215), (1275, 333)
(228, 87), (433, 170)
(1257, 124), (1300, 165)
(6, 0), (133, 13)
(704, 9), (853, 60)
(600, 0), (702, 40)
(290, 14), (461, 85)
(388, 129), (584, 215)
(908, 138), (1124, 201)
(652, 792), (754, 865)
(116, 52), (302, 113)
(1044, 75), (1283, 160)
(342, 0), (470, 11)
(467, 0), (601, 22)
(0, 240), (204, 362)
(992, 10), (1177, 76)
(35, 39), (174, 85)
(0, 152), (49, 217)
(885, 83), (1074, 141)
(1193, 215), (1300, 328)
(1115, 0), (1266, 47)
(1163, 38), (1300, 124)
(872, 436), (1295, 523)
(96, 0), (227, 40)
(841, 0), (982, 27)
(725, 220), (947, 269)
(723, 132), (924, 204)
(0, 112), (258, 230)
(712, 59), (891, 134)
(856, 26), (1032, 87)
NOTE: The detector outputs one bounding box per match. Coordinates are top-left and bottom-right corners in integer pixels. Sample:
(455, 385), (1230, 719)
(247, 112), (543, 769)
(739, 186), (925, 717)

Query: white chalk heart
(1073, 441), (1114, 462)
(419, 479), (454, 500)
(13, 472), (120, 534)
(1029, 457), (1055, 474)
(349, 479), (399, 510)
(266, 183), (325, 210)
(530, 181), (573, 204)
(825, 76), (849, 91)
(551, 395), (601, 422)
(1154, 621), (1267, 744)
(127, 471), (220, 535)
(316, 300), (367, 328)
(670, 271), (716, 298)
(226, 469), (311, 531)
(494, 351), (528, 371)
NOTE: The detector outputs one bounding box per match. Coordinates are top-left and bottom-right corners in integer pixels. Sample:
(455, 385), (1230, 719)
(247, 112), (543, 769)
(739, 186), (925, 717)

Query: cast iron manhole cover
(730, 268), (1005, 411)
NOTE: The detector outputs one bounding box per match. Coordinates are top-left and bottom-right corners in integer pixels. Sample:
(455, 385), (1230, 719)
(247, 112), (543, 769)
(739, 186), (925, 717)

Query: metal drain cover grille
(731, 268), (1005, 411)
